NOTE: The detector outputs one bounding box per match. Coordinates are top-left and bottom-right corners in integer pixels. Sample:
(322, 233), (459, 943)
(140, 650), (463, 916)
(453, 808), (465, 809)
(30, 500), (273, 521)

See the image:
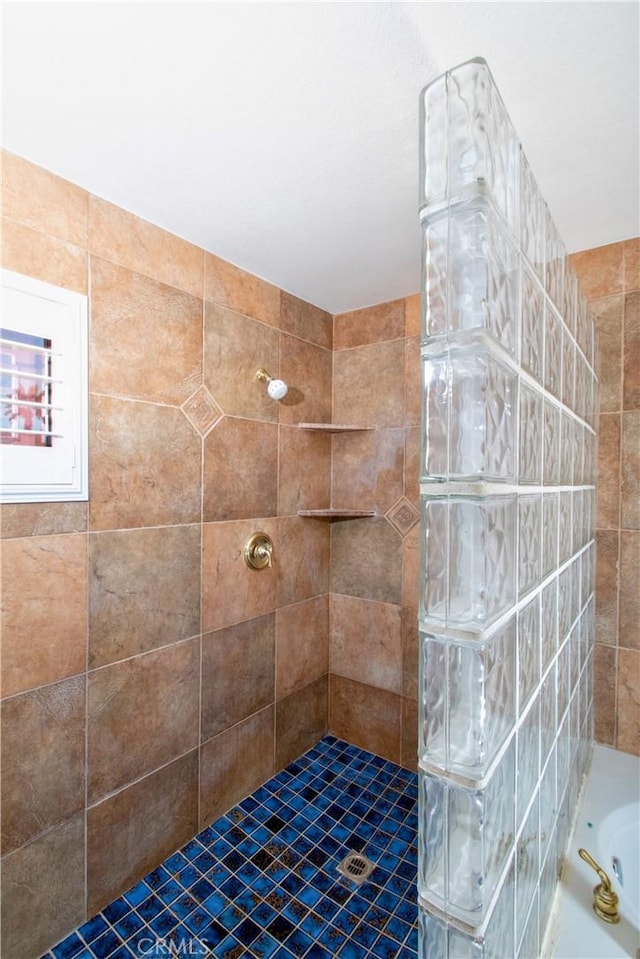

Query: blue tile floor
(45, 737), (419, 959)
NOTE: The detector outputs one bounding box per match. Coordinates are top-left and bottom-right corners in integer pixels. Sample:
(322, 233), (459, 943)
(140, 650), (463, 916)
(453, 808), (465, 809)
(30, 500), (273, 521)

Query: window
(1, 270), (88, 502)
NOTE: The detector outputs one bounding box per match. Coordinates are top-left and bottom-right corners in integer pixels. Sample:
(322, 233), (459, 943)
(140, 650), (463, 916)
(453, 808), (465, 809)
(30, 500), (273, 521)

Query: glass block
(420, 621), (516, 779)
(556, 713), (570, 804)
(538, 834), (557, 951)
(422, 348), (518, 481)
(518, 384), (542, 485)
(418, 908), (449, 959)
(544, 207), (565, 312)
(515, 795), (540, 947)
(563, 266), (577, 337)
(516, 697), (539, 827)
(542, 493), (559, 578)
(519, 150), (545, 280)
(544, 308), (562, 399)
(539, 666), (556, 772)
(447, 58), (518, 228)
(422, 216), (448, 339)
(520, 265), (544, 383)
(572, 420), (584, 487)
(448, 200), (519, 355)
(557, 564), (572, 645)
(570, 620), (580, 693)
(542, 402), (560, 486)
(518, 494), (541, 598)
(562, 330), (575, 412)
(560, 413), (574, 486)
(517, 890), (539, 959)
(418, 743), (515, 924)
(419, 73), (447, 210)
(574, 353), (588, 424)
(572, 490), (584, 554)
(539, 747), (557, 865)
(557, 638), (570, 722)
(540, 578), (558, 671)
(422, 496), (517, 629)
(482, 859), (515, 959)
(558, 491), (572, 565)
(518, 595), (540, 713)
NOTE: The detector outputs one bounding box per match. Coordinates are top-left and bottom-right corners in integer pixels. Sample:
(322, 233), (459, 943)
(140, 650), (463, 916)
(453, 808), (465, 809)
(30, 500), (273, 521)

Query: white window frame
(1, 269), (88, 503)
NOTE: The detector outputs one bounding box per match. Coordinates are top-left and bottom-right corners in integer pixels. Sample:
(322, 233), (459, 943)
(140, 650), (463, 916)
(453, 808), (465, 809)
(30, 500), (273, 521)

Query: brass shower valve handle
(244, 532), (274, 570)
(578, 848), (620, 924)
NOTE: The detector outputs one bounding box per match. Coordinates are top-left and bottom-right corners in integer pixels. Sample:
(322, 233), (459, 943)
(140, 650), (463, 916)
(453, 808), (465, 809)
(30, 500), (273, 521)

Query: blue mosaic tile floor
(45, 737), (419, 959)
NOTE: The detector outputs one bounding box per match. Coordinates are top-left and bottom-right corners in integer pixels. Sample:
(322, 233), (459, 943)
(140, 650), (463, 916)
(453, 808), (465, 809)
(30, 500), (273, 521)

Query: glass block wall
(417, 58), (597, 959)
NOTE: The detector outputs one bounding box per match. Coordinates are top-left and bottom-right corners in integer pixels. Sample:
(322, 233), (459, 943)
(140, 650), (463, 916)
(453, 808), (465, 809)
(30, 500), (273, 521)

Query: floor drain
(337, 851), (375, 885)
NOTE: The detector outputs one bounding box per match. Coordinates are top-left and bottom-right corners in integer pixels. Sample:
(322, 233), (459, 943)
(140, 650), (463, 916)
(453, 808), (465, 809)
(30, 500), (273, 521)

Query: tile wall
(0, 151), (332, 958)
(571, 238), (640, 755)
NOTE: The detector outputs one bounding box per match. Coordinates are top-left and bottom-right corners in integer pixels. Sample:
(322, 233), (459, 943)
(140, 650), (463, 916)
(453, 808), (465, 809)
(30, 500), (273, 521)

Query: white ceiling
(2, 2), (639, 313)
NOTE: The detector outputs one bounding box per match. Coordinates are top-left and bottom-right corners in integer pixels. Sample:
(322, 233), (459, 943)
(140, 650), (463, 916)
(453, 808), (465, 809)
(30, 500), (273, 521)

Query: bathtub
(545, 743), (640, 959)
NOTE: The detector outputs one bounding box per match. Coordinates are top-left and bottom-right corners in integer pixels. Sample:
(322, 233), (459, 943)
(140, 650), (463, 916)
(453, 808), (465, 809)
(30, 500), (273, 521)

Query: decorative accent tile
(386, 498), (419, 537)
(181, 385), (223, 436)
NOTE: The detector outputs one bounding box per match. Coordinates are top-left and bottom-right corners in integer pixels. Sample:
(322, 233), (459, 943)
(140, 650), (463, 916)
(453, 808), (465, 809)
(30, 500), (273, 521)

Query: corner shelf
(297, 509), (376, 520)
(297, 422), (374, 433)
(296, 423), (376, 519)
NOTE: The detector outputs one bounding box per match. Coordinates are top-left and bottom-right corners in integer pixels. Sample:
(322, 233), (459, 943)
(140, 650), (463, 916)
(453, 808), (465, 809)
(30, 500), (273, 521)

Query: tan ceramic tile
(595, 530), (619, 648)
(330, 594), (402, 694)
(204, 252), (280, 326)
(204, 301), (279, 420)
(329, 674), (401, 764)
(593, 644), (617, 746)
(200, 707), (274, 828)
(88, 195), (203, 297)
(619, 531), (640, 649)
(89, 394), (201, 530)
(1, 534), (87, 698)
(597, 414), (620, 529)
(589, 295), (623, 413)
(386, 497), (419, 537)
(402, 607), (419, 700)
(616, 648), (640, 755)
(89, 526), (201, 668)
(405, 336), (421, 427)
(275, 676), (328, 769)
(623, 291), (640, 410)
(88, 750), (198, 915)
(201, 613), (275, 740)
(0, 501), (87, 539)
(88, 638), (199, 804)
(331, 516), (402, 605)
(333, 340), (405, 428)
(278, 334), (332, 426)
(401, 696), (418, 771)
(624, 237), (640, 293)
(331, 428), (403, 515)
(404, 427), (420, 507)
(203, 417), (278, 521)
(621, 411), (640, 528)
(3, 152), (88, 244)
(276, 516), (330, 607)
(402, 526), (420, 609)
(276, 595), (329, 700)
(1, 677), (85, 854)
(334, 299), (405, 350)
(90, 257), (202, 404)
(201, 518), (278, 632)
(2, 218), (87, 293)
(570, 243), (624, 300)
(0, 812), (85, 959)
(280, 292), (332, 350)
(405, 294), (421, 338)
(278, 425), (330, 515)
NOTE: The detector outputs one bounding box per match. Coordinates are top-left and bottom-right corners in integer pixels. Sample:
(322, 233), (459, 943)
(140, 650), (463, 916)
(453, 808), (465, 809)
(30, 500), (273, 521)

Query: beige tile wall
(0, 152), (332, 957)
(571, 239), (640, 755)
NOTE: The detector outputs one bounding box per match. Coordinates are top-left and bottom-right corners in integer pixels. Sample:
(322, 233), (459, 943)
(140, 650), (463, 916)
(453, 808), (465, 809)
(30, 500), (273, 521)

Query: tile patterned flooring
(45, 737), (419, 959)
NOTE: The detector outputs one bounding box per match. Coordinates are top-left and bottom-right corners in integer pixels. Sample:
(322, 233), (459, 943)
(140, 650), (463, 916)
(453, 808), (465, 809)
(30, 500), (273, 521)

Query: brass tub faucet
(578, 848), (620, 924)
